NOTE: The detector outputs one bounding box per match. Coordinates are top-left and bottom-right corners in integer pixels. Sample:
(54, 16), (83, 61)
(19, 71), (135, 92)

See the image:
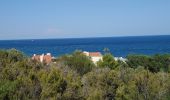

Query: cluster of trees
(127, 54), (170, 72)
(0, 49), (170, 100)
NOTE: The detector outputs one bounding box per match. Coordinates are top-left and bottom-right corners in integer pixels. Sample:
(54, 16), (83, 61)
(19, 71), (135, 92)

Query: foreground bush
(0, 49), (170, 100)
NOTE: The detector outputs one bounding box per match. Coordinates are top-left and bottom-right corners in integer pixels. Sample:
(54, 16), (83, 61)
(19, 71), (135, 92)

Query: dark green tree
(97, 53), (118, 69)
(58, 51), (95, 76)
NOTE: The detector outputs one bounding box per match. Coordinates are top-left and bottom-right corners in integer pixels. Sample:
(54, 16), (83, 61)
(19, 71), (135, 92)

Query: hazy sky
(0, 0), (170, 39)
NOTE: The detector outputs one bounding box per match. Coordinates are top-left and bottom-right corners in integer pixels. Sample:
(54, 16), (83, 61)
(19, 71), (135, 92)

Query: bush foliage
(0, 49), (170, 100)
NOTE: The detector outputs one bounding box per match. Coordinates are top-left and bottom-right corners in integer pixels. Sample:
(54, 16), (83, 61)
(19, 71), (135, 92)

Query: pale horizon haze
(0, 0), (170, 40)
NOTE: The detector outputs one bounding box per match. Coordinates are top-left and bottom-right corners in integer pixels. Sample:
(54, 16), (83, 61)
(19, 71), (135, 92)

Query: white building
(83, 51), (127, 64)
(83, 51), (102, 64)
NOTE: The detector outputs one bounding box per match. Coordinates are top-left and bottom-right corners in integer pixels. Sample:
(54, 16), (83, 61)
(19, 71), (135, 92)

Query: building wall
(91, 56), (102, 64)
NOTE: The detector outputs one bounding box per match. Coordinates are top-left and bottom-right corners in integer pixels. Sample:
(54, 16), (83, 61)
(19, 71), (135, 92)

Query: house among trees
(32, 53), (52, 64)
(83, 51), (102, 64)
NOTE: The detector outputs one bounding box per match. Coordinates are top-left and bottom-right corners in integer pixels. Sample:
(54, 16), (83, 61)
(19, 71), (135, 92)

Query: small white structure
(83, 51), (102, 64)
(114, 57), (127, 62)
(46, 53), (51, 56)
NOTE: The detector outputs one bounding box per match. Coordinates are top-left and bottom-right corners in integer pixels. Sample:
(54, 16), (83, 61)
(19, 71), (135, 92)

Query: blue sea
(0, 35), (170, 57)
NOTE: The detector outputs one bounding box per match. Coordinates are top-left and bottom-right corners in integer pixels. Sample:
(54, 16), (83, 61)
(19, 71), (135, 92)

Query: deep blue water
(0, 35), (170, 57)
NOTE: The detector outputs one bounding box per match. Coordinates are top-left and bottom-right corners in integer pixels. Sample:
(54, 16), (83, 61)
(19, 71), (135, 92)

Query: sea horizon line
(0, 34), (170, 41)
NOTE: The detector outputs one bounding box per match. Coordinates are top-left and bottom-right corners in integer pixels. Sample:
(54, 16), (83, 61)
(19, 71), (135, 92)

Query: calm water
(0, 35), (170, 57)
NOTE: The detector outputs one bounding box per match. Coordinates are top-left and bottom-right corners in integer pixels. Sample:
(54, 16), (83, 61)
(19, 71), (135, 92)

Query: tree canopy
(0, 49), (170, 100)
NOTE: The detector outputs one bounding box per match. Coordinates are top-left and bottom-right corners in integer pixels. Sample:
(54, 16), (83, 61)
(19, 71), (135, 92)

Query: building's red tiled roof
(89, 52), (102, 57)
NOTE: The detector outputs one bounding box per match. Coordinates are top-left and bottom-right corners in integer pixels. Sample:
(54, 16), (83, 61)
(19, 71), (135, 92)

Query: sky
(0, 0), (170, 40)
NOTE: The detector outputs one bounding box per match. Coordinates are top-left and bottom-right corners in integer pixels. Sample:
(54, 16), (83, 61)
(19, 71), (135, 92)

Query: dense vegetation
(0, 49), (170, 100)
